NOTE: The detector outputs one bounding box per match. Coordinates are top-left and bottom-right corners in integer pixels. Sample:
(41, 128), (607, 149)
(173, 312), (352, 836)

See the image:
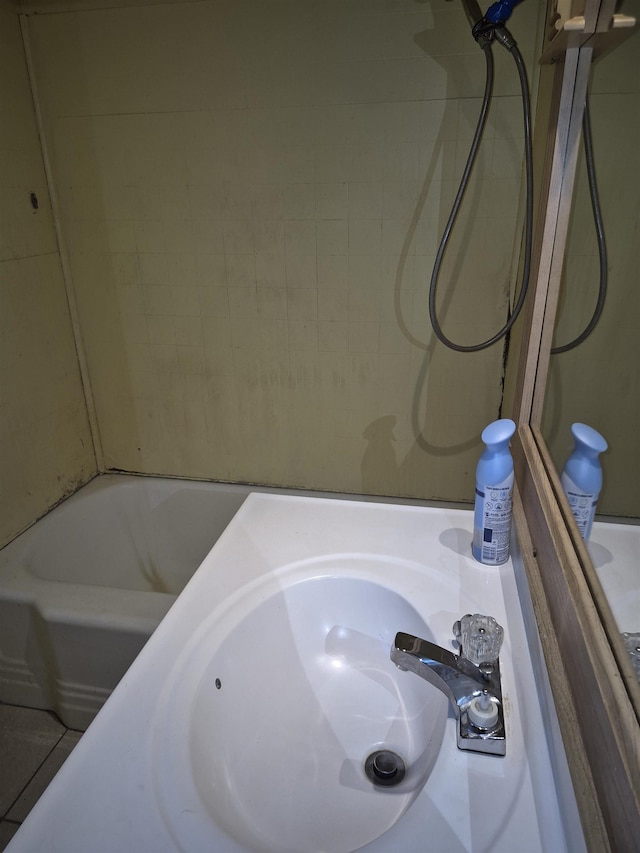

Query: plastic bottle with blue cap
(472, 419), (516, 565)
(561, 423), (608, 541)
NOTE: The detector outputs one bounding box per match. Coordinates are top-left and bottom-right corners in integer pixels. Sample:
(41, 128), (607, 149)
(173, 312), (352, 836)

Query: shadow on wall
(360, 23), (523, 499)
(360, 412), (479, 498)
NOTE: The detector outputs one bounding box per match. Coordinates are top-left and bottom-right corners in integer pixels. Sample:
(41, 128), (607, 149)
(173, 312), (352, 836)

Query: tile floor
(0, 703), (82, 851)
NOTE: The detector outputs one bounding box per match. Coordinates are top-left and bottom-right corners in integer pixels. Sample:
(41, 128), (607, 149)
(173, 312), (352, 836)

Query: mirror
(507, 4), (640, 843)
(540, 23), (639, 663)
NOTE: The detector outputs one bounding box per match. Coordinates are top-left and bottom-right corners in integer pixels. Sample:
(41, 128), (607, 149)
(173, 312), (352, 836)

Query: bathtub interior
(0, 474), (252, 730)
(23, 476), (250, 594)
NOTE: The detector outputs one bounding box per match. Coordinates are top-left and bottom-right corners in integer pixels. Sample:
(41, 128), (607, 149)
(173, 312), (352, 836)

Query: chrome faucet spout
(391, 631), (506, 757)
(391, 632), (491, 707)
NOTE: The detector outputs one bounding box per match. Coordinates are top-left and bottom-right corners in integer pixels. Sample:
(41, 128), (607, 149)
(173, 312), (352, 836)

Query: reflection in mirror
(541, 24), (639, 665)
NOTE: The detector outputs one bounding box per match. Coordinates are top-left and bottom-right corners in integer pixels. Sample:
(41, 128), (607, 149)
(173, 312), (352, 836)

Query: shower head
(455, 0), (526, 48)
(484, 0), (525, 24)
(456, 0), (525, 28)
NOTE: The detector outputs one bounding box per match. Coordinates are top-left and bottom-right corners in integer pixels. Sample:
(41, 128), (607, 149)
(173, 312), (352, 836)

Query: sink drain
(364, 750), (406, 787)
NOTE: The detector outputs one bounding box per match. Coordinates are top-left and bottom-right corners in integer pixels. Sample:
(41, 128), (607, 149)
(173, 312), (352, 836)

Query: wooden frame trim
(512, 479), (608, 850)
(512, 46), (592, 425)
(532, 426), (640, 715)
(513, 426), (640, 851)
(510, 3), (640, 847)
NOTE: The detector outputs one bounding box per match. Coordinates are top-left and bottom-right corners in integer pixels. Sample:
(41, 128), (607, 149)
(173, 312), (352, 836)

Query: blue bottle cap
(481, 418), (516, 447)
(571, 423), (608, 454)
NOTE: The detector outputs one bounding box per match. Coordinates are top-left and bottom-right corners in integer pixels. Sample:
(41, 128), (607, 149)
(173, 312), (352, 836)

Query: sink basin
(153, 558), (448, 853)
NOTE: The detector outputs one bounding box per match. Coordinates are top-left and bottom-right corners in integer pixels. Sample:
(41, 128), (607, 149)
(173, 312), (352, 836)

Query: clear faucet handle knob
(622, 632), (640, 679)
(454, 613), (504, 665)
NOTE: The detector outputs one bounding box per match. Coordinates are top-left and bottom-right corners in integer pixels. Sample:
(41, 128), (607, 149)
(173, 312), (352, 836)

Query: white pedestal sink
(6, 494), (584, 852)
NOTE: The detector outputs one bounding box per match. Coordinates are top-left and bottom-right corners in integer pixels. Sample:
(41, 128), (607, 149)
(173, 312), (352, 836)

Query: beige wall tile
(0, 7), (95, 546)
(22, 0), (543, 500)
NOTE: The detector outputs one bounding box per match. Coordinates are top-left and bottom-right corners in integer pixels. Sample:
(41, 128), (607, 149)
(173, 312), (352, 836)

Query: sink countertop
(589, 518), (640, 634)
(7, 494), (583, 853)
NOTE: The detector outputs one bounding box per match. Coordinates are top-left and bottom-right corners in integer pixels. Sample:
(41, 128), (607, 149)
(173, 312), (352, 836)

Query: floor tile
(6, 731), (82, 823)
(0, 706), (65, 816)
(0, 820), (20, 851)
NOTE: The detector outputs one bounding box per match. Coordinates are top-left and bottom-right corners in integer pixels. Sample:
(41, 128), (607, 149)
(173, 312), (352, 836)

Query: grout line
(4, 250), (60, 262)
(50, 96), (517, 122)
(2, 726), (68, 820)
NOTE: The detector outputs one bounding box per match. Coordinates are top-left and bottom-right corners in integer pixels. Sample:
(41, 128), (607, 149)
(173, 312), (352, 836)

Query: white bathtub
(589, 519), (640, 636)
(0, 473), (463, 731)
(589, 519), (640, 677)
(0, 474), (258, 729)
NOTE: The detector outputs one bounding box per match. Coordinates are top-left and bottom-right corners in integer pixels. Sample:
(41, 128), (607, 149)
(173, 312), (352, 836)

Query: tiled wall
(0, 1), (96, 547)
(25, 0), (542, 501)
(543, 27), (640, 516)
